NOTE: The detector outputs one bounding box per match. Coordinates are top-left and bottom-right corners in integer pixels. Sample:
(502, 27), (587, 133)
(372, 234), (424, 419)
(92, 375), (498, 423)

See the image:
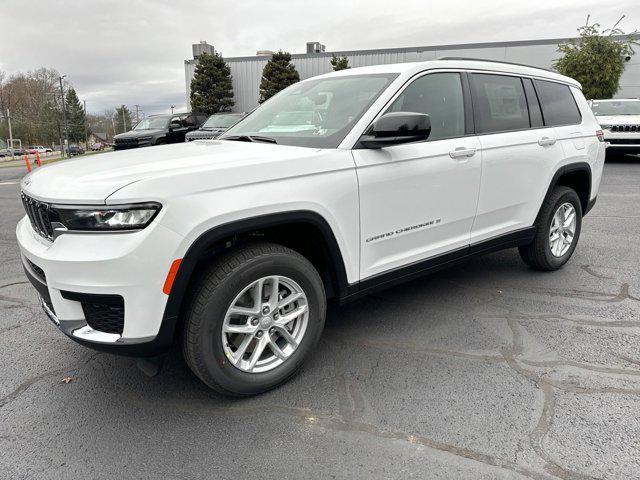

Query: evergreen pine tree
(259, 51), (300, 103)
(65, 87), (88, 143)
(190, 51), (235, 114)
(330, 54), (349, 71)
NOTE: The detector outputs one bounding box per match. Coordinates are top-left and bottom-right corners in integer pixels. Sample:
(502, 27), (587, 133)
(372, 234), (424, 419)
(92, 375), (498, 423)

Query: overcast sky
(1, 0), (637, 115)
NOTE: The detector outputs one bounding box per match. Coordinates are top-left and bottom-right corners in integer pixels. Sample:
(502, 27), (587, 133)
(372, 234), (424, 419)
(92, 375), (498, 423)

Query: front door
(353, 72), (482, 280)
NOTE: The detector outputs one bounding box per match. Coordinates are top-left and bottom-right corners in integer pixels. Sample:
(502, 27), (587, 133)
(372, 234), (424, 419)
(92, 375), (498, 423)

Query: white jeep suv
(17, 59), (605, 395)
(590, 98), (640, 159)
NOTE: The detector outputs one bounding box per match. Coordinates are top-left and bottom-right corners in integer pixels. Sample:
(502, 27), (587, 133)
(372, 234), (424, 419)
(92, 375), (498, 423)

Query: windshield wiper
(223, 135), (278, 144)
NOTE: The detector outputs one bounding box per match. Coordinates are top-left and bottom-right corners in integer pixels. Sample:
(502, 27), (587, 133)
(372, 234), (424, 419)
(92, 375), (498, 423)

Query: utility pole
(134, 104), (140, 124)
(170, 105), (175, 114)
(59, 75), (69, 158)
(6, 109), (14, 160)
(121, 105), (127, 132)
(111, 114), (116, 139)
(83, 100), (88, 150)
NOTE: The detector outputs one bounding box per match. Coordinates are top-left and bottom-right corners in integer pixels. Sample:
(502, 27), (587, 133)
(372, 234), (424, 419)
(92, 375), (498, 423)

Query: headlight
(51, 203), (161, 231)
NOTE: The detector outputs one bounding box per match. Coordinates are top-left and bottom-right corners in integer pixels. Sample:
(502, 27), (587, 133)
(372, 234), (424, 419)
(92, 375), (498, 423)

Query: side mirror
(360, 112), (431, 149)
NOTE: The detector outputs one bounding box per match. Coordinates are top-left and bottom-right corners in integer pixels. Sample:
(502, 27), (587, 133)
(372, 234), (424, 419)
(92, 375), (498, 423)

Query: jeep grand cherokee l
(590, 98), (640, 159)
(114, 113), (207, 150)
(17, 59), (604, 396)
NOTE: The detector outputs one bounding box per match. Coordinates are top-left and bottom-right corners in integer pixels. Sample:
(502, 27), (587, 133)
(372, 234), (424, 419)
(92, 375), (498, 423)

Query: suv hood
(596, 115), (640, 125)
(114, 129), (164, 140)
(21, 140), (326, 204)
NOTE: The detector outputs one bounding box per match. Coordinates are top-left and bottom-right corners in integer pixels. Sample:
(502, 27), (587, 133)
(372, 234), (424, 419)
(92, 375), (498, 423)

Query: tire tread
(518, 186), (581, 271)
(181, 241), (322, 396)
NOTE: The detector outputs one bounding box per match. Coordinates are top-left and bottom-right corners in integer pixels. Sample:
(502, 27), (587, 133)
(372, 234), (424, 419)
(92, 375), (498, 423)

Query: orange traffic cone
(24, 154), (31, 173)
(35, 152), (41, 167)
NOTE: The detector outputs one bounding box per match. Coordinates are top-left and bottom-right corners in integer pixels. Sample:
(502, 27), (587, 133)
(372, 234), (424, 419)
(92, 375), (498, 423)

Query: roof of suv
(315, 58), (580, 88)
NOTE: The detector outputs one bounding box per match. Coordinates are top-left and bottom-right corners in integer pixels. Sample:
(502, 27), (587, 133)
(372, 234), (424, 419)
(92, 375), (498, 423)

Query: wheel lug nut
(250, 318), (258, 326)
(262, 306), (270, 314)
(269, 327), (275, 334)
(256, 331), (263, 338)
(273, 313), (279, 319)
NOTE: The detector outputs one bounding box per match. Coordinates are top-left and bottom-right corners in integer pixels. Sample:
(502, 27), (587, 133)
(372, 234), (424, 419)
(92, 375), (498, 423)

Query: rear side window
(534, 80), (581, 126)
(385, 72), (465, 141)
(470, 74), (529, 133)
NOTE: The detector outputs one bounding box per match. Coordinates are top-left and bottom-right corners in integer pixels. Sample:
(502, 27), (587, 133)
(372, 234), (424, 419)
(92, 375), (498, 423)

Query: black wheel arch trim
(155, 210), (351, 352)
(539, 162), (592, 218)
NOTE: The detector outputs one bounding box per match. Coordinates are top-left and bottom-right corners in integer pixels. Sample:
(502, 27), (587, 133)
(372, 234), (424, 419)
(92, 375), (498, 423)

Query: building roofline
(214, 34), (633, 63)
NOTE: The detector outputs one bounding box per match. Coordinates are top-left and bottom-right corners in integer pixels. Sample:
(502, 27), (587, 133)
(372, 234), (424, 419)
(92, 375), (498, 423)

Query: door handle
(538, 137), (557, 146)
(449, 147), (476, 159)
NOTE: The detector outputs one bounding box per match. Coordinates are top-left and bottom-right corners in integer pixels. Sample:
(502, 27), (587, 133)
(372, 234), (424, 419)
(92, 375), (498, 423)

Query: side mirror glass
(360, 112), (431, 149)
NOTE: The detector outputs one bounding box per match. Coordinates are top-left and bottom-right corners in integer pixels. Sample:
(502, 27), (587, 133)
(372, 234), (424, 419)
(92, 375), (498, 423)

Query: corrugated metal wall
(185, 38), (640, 113)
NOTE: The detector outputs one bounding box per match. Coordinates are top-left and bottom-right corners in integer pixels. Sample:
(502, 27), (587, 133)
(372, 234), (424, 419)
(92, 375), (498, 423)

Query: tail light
(596, 130), (605, 142)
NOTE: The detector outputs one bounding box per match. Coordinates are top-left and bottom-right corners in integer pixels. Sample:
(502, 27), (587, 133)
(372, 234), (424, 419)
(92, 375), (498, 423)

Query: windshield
(133, 116), (170, 130)
(203, 114), (242, 129)
(591, 101), (640, 116)
(221, 73), (398, 148)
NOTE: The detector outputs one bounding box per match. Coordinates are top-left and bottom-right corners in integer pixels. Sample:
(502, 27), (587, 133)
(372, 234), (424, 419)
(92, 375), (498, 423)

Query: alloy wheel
(221, 275), (309, 373)
(549, 202), (576, 257)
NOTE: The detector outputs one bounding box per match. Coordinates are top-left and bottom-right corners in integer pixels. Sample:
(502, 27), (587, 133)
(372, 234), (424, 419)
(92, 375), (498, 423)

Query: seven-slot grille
(21, 193), (54, 240)
(611, 125), (640, 132)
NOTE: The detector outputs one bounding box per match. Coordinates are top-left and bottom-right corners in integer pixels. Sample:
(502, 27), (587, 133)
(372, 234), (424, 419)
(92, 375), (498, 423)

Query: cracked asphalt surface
(1, 157), (639, 479)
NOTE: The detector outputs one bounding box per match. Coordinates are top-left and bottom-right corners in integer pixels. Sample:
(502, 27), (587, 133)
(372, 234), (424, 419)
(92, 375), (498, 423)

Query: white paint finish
(354, 135), (482, 279)
(108, 145), (361, 284)
(16, 58), (605, 346)
(16, 217), (182, 339)
(471, 127), (564, 242)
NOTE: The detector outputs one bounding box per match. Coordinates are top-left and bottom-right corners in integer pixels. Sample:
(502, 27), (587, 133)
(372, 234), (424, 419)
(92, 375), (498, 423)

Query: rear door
(469, 73), (565, 243)
(534, 79), (592, 177)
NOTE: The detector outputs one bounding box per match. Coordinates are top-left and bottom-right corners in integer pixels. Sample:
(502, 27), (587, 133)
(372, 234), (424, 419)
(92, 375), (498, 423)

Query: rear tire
(182, 242), (326, 396)
(519, 186), (582, 271)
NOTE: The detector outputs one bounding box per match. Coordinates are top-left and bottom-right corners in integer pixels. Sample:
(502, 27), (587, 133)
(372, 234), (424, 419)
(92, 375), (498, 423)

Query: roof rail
(437, 57), (556, 73)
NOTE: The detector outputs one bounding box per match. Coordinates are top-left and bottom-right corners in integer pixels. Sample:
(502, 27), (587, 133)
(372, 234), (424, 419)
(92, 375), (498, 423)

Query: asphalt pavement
(1, 156), (639, 479)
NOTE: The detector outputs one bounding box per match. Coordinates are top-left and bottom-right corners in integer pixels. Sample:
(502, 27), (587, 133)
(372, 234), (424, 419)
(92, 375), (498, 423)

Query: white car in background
(590, 98), (640, 159)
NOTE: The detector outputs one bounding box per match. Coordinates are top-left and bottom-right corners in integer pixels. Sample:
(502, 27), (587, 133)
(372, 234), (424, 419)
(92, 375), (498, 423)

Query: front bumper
(603, 130), (640, 152)
(17, 216), (185, 356)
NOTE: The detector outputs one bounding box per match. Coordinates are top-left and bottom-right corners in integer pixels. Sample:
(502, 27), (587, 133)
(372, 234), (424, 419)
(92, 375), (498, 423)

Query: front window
(202, 114), (242, 129)
(221, 74), (398, 148)
(133, 116), (170, 130)
(591, 100), (640, 116)
(385, 73), (465, 140)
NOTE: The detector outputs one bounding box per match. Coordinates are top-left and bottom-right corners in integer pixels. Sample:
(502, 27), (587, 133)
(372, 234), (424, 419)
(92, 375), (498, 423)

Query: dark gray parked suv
(185, 113), (245, 141)
(114, 112), (207, 150)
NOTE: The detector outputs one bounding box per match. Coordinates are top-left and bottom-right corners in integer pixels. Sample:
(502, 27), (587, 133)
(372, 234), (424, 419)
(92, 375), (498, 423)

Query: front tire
(182, 242), (326, 396)
(519, 186), (582, 271)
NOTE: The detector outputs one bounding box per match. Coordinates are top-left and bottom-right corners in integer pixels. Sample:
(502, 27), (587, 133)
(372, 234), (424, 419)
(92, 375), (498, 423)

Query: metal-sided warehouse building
(184, 37), (639, 113)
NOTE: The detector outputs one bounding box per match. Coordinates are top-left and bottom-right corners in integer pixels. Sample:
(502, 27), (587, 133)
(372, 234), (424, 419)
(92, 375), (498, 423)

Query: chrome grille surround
(21, 193), (54, 240)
